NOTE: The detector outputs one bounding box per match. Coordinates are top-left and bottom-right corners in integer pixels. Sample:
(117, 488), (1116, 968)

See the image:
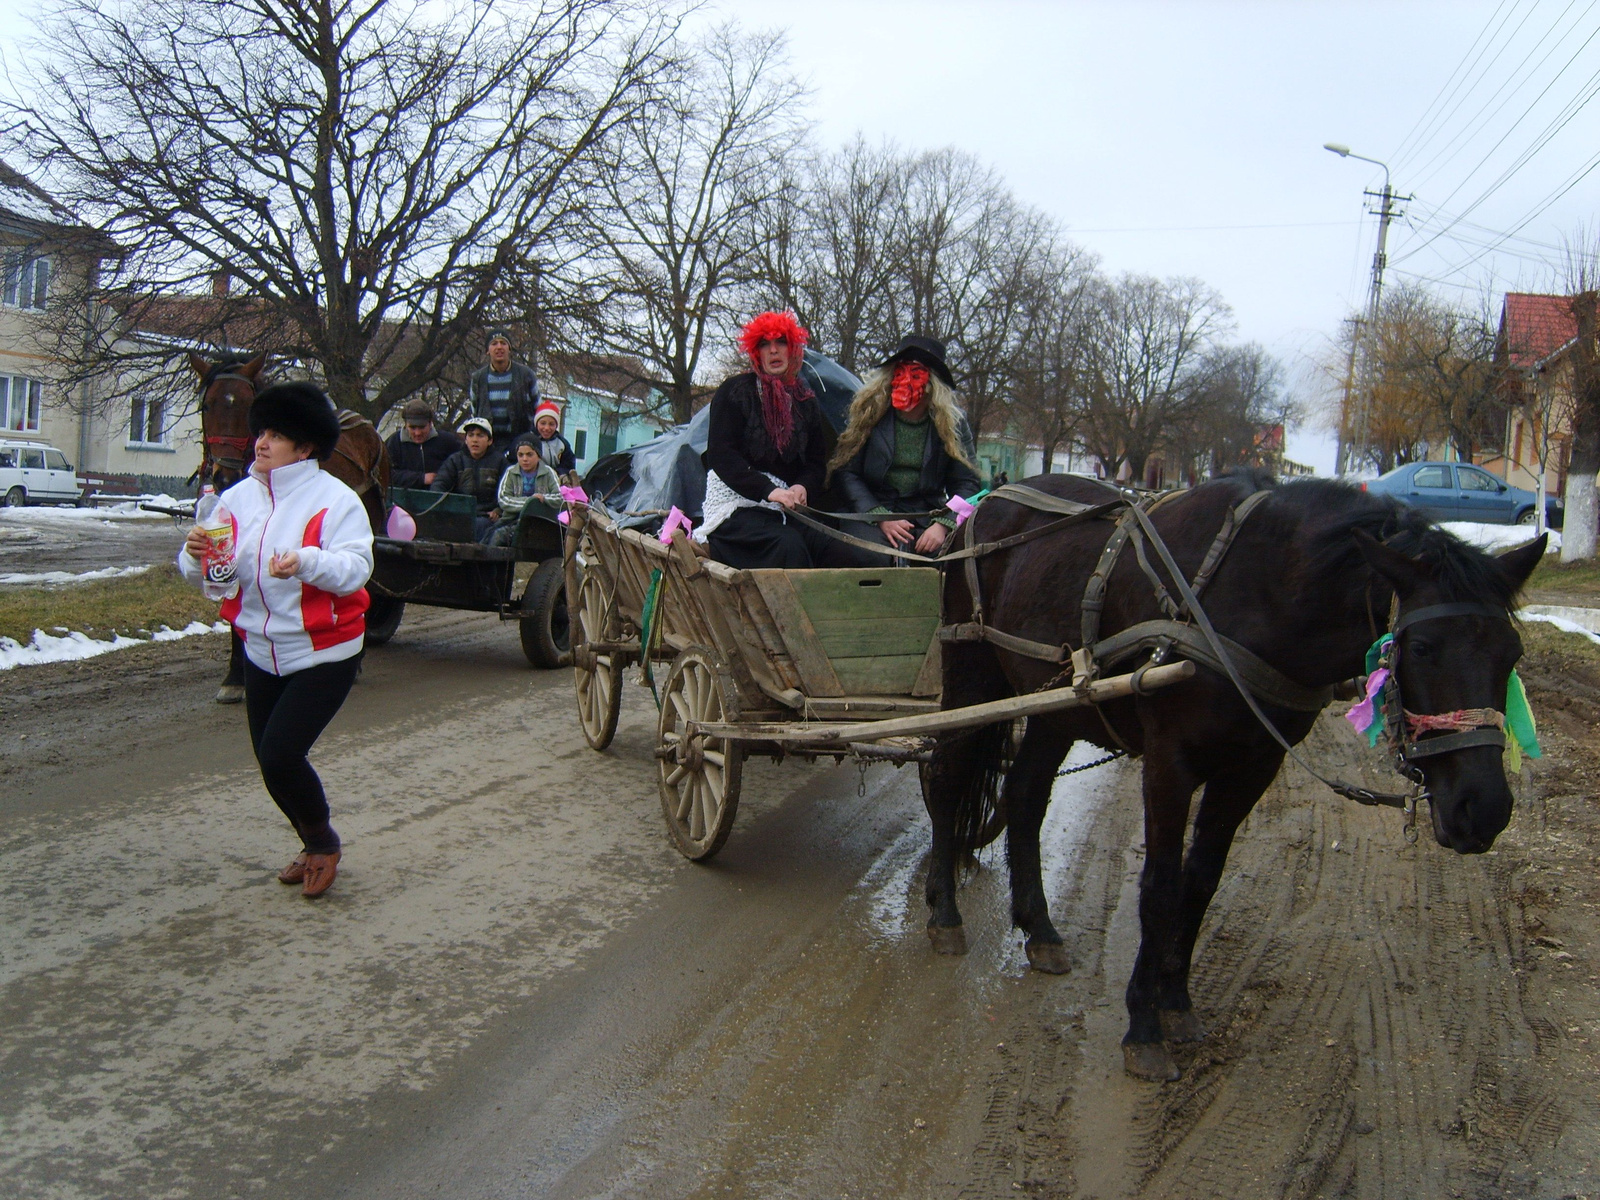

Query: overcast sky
(713, 0), (1600, 470)
(5, 1), (1597, 472)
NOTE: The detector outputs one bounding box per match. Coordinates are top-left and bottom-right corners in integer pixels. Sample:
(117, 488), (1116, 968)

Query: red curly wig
(738, 310), (809, 375)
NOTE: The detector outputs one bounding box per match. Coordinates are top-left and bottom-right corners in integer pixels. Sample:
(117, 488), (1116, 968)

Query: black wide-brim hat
(248, 381), (343, 461)
(878, 335), (954, 388)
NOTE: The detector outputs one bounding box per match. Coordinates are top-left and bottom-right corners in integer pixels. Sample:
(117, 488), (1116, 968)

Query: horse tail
(944, 718), (1010, 861)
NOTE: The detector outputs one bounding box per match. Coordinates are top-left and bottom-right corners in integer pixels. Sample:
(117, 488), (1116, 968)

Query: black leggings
(243, 654), (361, 854)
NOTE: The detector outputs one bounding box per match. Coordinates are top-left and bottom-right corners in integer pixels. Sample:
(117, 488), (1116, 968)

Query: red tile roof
(1499, 292), (1578, 369)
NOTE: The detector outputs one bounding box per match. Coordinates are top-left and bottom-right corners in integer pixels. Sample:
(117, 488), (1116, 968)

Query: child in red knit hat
(532, 399), (576, 475)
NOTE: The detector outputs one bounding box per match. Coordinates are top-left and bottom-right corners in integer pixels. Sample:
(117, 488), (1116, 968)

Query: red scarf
(755, 371), (813, 455)
(891, 362), (930, 411)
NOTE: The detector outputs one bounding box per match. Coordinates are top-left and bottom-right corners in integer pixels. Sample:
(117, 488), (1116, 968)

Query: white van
(0, 439), (82, 506)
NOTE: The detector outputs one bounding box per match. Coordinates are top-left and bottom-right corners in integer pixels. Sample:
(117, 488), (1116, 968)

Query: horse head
(188, 350), (267, 490)
(1355, 531), (1546, 854)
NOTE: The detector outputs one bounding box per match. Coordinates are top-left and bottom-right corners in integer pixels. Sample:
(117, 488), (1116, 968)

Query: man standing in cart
(468, 328), (541, 468)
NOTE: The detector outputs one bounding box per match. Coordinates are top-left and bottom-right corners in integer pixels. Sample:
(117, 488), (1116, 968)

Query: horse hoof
(1123, 1041), (1180, 1082)
(1159, 1009), (1206, 1043)
(927, 924), (968, 956)
(215, 685), (245, 704)
(1025, 939), (1071, 974)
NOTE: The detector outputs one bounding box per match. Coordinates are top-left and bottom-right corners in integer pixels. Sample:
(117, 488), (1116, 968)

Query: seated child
(488, 435), (562, 546)
(532, 400), (577, 476)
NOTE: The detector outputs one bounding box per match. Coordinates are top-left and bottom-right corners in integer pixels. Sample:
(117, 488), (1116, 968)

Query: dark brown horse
(189, 352), (391, 702)
(924, 471), (1545, 1081)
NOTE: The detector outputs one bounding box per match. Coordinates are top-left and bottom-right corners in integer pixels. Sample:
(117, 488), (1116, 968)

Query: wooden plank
(751, 572), (845, 697)
(696, 660), (1196, 742)
(832, 654), (929, 696)
(785, 568), (941, 623)
(911, 636), (942, 697)
(808, 616), (941, 659)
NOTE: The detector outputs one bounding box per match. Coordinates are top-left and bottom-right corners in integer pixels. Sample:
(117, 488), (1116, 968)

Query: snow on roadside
(1440, 521), (1560, 553)
(0, 495), (185, 524)
(0, 565), (152, 586)
(0, 621), (228, 671)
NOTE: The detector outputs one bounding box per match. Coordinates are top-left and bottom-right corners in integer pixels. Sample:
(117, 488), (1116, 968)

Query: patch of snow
(1439, 522), (1560, 553)
(1521, 612), (1600, 647)
(1522, 604), (1600, 634)
(0, 565), (151, 586)
(0, 621), (229, 671)
(0, 499), (176, 523)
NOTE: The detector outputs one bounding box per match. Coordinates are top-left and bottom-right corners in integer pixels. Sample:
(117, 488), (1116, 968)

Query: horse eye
(1409, 639), (1433, 658)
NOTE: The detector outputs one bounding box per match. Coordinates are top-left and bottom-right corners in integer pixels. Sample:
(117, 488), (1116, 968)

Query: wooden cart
(566, 505), (1192, 860)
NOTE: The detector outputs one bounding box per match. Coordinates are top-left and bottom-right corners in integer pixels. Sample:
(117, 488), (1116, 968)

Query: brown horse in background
(188, 352), (390, 702)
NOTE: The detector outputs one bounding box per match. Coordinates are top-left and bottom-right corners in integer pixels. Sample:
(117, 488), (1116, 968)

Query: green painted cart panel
(783, 568), (941, 695)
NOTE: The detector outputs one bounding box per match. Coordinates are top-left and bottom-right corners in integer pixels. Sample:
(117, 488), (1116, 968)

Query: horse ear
(1353, 529), (1429, 598)
(187, 352), (211, 380)
(1497, 533), (1547, 592)
(239, 352), (267, 379)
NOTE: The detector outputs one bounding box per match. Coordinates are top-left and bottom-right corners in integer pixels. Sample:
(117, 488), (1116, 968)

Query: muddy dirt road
(2, 608), (1598, 1199)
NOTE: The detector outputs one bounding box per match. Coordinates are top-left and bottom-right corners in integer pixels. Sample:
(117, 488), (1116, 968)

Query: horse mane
(1270, 477), (1528, 609)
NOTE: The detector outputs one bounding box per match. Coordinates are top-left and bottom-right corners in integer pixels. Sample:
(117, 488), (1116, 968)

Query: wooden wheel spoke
(701, 748), (725, 769)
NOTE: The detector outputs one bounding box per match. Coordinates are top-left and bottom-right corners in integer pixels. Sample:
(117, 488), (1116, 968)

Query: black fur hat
(248, 381), (343, 461)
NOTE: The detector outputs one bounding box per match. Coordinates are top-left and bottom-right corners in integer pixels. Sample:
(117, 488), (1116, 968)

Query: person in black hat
(384, 397), (461, 489)
(178, 381), (374, 899)
(467, 328), (541, 467)
(826, 336), (983, 565)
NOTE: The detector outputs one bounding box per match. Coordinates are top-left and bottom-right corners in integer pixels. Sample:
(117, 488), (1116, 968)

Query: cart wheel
(572, 572), (623, 750)
(364, 594), (405, 647)
(520, 558), (571, 668)
(658, 647), (744, 861)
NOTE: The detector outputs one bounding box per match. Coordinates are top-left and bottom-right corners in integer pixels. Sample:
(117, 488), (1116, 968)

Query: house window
(0, 376), (43, 432)
(129, 395), (168, 445)
(1, 254), (50, 311)
(573, 429), (588, 459)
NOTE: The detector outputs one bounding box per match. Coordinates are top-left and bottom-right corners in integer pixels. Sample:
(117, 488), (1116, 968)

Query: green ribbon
(1504, 669), (1540, 768)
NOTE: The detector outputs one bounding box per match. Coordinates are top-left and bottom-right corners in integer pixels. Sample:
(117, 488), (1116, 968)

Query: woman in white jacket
(180, 382), (374, 898)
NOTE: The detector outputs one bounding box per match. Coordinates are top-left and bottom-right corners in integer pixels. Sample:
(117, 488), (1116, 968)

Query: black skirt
(707, 506), (861, 569)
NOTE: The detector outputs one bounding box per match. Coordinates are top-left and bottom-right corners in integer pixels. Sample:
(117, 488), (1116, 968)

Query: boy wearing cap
(532, 400), (577, 475)
(468, 328), (541, 465)
(432, 416), (504, 541)
(384, 398), (461, 490)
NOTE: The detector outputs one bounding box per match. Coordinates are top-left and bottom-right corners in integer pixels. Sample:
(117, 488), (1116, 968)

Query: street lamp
(1325, 142), (1399, 475)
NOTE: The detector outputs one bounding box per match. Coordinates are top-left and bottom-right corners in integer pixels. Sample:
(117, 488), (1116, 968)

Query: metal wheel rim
(573, 574), (617, 742)
(658, 651), (741, 859)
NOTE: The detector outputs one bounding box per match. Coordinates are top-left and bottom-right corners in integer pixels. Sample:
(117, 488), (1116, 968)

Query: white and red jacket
(179, 458), (375, 675)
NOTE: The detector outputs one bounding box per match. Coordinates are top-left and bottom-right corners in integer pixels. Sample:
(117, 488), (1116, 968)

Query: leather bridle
(198, 369), (259, 488)
(1376, 601), (1511, 763)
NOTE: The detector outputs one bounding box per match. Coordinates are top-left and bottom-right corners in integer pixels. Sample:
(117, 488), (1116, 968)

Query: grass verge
(1527, 555), (1600, 606)
(0, 564), (220, 644)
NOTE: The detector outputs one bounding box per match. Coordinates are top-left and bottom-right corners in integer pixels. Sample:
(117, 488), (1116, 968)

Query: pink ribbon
(557, 484), (588, 526)
(385, 505), (417, 542)
(947, 494), (977, 528)
(659, 506), (693, 544)
(1344, 668), (1389, 735)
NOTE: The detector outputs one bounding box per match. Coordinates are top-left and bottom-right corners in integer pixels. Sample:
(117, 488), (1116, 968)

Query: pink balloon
(386, 506), (417, 541)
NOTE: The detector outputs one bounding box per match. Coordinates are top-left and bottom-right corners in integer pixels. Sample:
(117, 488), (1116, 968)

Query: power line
(1392, 0), (1523, 167)
(1406, 0), (1591, 190)
(1066, 220), (1358, 234)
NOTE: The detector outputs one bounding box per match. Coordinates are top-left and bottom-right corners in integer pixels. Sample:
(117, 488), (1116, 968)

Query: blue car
(1360, 461), (1563, 527)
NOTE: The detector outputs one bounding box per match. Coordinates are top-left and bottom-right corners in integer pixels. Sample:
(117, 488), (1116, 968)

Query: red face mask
(891, 362), (930, 411)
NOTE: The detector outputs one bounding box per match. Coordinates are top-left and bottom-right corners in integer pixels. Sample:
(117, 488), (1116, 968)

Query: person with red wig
(696, 311), (838, 569)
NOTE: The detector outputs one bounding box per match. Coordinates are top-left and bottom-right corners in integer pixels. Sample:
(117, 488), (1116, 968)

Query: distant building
(1485, 291), (1580, 496)
(542, 354), (671, 475)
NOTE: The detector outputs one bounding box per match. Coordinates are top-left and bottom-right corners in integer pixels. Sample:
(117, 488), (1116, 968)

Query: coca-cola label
(204, 557), (237, 586)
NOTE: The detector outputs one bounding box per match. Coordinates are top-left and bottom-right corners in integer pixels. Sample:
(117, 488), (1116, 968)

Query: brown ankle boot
(301, 851), (341, 898)
(278, 853), (308, 884)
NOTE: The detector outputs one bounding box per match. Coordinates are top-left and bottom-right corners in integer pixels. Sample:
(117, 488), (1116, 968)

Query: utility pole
(1324, 143), (1409, 474)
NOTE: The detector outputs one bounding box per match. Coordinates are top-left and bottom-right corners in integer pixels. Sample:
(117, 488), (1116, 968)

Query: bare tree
(1077, 273), (1232, 483)
(570, 23), (808, 424)
(5, 0), (675, 420)
(1172, 343), (1290, 479)
(1009, 249), (1100, 473)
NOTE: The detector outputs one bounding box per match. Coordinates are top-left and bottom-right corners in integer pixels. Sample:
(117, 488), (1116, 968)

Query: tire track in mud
(951, 714), (1595, 1200)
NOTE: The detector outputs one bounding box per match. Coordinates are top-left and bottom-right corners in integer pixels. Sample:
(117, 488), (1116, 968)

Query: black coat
(833, 408), (983, 514)
(385, 428), (462, 491)
(431, 447), (502, 515)
(702, 373), (830, 502)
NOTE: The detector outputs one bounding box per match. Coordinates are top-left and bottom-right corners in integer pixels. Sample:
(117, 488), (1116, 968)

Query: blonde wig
(827, 368), (975, 480)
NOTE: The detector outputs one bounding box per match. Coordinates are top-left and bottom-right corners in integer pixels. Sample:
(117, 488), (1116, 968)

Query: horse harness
(196, 368), (380, 494)
(932, 483), (1517, 837)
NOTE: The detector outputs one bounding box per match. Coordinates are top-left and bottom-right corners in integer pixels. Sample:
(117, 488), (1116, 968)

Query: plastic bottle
(195, 485), (240, 602)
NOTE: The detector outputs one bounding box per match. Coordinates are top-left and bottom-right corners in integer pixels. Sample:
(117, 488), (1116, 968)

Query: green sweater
(497, 460), (562, 515)
(872, 414), (954, 527)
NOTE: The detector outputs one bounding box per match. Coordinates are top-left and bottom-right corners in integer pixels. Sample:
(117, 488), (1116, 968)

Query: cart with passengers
(562, 352), (1192, 860)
